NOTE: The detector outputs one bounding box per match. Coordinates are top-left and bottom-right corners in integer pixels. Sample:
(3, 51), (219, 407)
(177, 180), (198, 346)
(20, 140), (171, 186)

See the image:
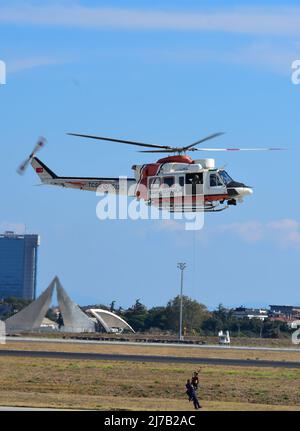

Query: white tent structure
(86, 308), (135, 333)
(5, 276), (95, 334)
(56, 278), (95, 333)
(5, 278), (55, 333)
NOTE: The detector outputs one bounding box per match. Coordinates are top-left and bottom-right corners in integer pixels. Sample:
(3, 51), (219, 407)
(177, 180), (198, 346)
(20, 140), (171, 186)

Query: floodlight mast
(177, 262), (187, 341)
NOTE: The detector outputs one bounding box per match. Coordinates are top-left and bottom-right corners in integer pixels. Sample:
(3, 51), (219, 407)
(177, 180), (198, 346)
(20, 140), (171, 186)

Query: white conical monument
(56, 277), (95, 333)
(4, 276), (95, 334)
(5, 278), (55, 333)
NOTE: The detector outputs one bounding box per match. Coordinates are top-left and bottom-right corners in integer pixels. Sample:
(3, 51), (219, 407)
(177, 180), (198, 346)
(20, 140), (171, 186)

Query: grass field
(0, 341), (300, 410)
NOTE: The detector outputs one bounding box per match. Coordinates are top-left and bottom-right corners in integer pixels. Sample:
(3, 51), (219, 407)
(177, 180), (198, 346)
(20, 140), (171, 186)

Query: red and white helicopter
(18, 133), (281, 212)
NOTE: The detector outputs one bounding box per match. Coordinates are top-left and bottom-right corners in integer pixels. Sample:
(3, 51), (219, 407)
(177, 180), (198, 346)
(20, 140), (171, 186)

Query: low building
(232, 307), (268, 321)
(269, 305), (300, 319)
(40, 317), (59, 331)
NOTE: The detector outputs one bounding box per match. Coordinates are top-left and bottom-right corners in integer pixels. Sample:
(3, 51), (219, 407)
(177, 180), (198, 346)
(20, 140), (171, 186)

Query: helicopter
(18, 132), (282, 212)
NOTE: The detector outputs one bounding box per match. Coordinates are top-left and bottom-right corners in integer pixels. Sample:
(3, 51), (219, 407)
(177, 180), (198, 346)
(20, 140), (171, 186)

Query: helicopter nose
(235, 186), (253, 196)
(227, 181), (253, 198)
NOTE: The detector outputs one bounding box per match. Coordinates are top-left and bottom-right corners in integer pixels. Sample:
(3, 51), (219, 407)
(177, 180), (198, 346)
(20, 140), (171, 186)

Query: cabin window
(163, 176), (175, 187)
(186, 173), (203, 185)
(179, 176), (184, 187)
(210, 173), (223, 187)
(149, 177), (161, 188)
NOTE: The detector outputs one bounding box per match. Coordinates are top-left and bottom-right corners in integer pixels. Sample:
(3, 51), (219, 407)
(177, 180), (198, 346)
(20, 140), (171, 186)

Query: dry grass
(0, 392), (299, 411)
(0, 355), (300, 410)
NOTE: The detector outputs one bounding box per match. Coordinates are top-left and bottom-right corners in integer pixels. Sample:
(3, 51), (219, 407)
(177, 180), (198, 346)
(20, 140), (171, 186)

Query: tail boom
(31, 157), (136, 194)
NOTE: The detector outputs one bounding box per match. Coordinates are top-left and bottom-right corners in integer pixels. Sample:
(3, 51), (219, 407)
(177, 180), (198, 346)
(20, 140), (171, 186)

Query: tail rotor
(17, 137), (47, 175)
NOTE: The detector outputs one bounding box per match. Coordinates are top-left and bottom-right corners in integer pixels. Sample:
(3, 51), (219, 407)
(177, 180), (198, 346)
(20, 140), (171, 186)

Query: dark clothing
(191, 376), (199, 391)
(192, 393), (201, 409)
(185, 382), (194, 399)
(185, 382), (201, 409)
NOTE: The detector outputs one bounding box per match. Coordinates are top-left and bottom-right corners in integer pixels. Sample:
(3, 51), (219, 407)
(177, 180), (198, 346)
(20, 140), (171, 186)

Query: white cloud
(142, 217), (300, 250)
(218, 221), (264, 243)
(266, 218), (299, 231)
(202, 43), (298, 75)
(156, 220), (186, 232)
(0, 5), (300, 36)
(115, 41), (297, 75)
(267, 218), (300, 247)
(6, 44), (295, 78)
(218, 218), (300, 248)
(7, 57), (66, 74)
(1, 6), (298, 76)
(283, 230), (300, 247)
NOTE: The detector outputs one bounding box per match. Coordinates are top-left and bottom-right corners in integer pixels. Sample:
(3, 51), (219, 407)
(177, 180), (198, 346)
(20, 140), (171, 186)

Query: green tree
(201, 316), (223, 335)
(144, 306), (168, 331)
(123, 299), (148, 332)
(46, 308), (57, 322)
(213, 303), (230, 321)
(165, 295), (209, 334)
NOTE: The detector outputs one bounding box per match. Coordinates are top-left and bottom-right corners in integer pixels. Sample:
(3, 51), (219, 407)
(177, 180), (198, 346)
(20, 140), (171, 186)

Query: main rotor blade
(183, 132), (225, 151)
(139, 149), (180, 153)
(140, 147), (284, 153)
(67, 133), (172, 150)
(192, 147), (284, 151)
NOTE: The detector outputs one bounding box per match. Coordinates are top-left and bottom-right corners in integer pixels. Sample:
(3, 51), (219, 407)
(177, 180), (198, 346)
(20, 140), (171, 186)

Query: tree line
(1, 295), (293, 338)
(84, 297), (292, 339)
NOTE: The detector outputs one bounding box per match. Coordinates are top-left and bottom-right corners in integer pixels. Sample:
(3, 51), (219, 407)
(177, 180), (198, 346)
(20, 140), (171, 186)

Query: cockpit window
(210, 173), (223, 187)
(219, 170), (233, 185)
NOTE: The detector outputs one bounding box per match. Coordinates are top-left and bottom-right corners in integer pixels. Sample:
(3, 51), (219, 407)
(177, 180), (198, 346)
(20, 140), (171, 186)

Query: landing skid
(147, 200), (229, 213)
(204, 205), (228, 213)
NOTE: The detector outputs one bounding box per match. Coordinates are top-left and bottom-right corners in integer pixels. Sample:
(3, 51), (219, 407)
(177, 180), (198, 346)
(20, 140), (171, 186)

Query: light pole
(177, 262), (186, 341)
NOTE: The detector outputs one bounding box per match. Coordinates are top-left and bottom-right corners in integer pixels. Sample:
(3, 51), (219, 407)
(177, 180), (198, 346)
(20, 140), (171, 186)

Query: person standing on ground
(185, 379), (202, 409)
(191, 369), (201, 391)
(185, 379), (193, 401)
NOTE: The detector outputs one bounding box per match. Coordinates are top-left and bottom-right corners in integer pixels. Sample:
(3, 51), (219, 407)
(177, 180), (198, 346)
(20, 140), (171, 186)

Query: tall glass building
(0, 231), (40, 300)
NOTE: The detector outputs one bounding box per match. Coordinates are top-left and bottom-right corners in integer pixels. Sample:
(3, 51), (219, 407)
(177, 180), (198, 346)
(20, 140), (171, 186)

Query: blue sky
(0, 0), (299, 310)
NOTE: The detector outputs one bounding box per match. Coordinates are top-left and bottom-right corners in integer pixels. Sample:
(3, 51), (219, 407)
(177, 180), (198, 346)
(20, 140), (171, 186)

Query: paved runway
(5, 336), (300, 353)
(0, 349), (300, 368)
